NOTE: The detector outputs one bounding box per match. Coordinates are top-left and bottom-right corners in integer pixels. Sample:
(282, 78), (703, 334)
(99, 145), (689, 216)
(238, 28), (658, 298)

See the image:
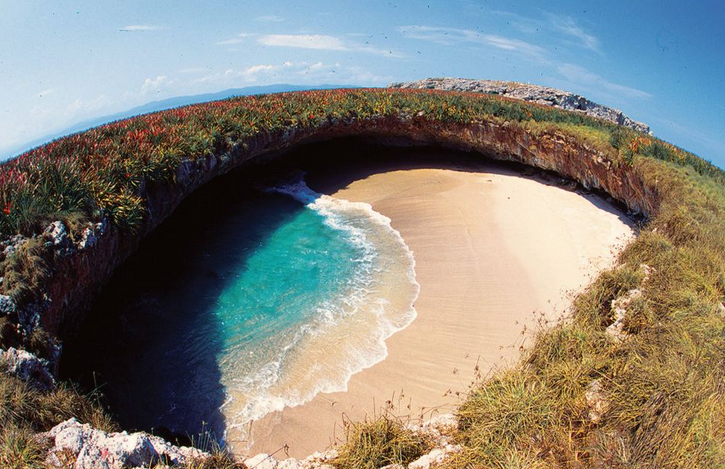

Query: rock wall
(390, 78), (651, 134)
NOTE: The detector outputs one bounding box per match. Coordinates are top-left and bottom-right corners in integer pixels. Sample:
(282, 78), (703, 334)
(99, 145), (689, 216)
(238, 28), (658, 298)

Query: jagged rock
(46, 221), (68, 246)
(390, 78), (651, 134)
(2, 234), (27, 257)
(585, 379), (609, 424)
(44, 221), (74, 255)
(409, 448), (447, 469)
(606, 288), (642, 340)
(44, 418), (207, 469)
(299, 449), (338, 469)
(408, 413), (457, 434)
(79, 220), (107, 250)
(245, 453), (279, 469)
(406, 413), (458, 450)
(0, 294), (16, 315)
(278, 458), (303, 469)
(0, 347), (55, 391)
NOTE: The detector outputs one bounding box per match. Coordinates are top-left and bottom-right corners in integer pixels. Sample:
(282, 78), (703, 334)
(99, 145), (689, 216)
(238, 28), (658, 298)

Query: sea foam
(220, 176), (420, 452)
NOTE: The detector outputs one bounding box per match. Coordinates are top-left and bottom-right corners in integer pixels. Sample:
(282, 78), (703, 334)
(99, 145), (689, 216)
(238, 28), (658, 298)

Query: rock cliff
(390, 78), (651, 134)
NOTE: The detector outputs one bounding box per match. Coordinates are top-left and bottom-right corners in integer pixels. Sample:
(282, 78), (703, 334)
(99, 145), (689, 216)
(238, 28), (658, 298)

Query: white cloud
(556, 64), (652, 100)
(190, 60), (388, 87)
(141, 75), (173, 95)
(120, 25), (164, 32)
(215, 33), (253, 46)
(449, 10), (603, 56)
(255, 15), (284, 22)
(246, 64), (276, 74)
(257, 33), (400, 57)
(399, 25), (546, 61)
(258, 34), (347, 50)
(548, 16), (600, 53)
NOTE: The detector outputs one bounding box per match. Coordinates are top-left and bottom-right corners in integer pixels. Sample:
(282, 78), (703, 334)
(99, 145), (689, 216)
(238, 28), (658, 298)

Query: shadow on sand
(61, 168), (306, 445)
(60, 137), (636, 447)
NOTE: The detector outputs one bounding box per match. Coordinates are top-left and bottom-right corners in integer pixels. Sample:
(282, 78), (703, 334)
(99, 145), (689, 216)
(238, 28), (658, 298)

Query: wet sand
(246, 159), (635, 458)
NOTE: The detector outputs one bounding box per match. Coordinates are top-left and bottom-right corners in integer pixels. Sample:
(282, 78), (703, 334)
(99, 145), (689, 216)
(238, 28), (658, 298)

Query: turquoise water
(63, 175), (418, 448)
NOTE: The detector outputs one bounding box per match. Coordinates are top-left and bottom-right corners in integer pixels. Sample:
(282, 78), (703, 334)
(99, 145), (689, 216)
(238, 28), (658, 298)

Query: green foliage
(2, 88), (721, 241)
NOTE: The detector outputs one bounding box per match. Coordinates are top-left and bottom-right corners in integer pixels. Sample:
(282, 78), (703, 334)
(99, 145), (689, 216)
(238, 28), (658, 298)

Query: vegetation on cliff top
(0, 88), (723, 468)
(0, 88), (719, 240)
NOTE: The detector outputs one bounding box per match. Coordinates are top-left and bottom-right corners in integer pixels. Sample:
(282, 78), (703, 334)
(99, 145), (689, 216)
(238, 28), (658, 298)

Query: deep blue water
(63, 175), (418, 447)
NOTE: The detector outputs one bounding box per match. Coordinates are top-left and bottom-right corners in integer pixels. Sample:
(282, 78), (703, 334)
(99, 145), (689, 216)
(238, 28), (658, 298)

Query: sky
(1, 0), (724, 167)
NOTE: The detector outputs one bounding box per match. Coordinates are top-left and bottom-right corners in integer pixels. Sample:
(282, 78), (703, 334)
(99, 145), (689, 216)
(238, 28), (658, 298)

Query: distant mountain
(3, 83), (355, 160)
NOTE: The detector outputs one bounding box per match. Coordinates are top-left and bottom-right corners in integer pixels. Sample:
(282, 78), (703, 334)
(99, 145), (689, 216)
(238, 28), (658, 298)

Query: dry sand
(246, 159), (635, 458)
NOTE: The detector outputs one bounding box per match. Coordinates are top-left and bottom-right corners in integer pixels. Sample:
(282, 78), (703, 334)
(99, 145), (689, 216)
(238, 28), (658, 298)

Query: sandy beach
(246, 157), (635, 458)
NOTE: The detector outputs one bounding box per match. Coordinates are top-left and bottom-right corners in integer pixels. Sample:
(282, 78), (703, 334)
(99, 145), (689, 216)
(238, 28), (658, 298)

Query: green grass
(0, 88), (723, 468)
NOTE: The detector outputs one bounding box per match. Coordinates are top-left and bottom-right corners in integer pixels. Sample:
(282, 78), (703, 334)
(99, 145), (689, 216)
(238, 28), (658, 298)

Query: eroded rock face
(390, 77), (651, 134)
(44, 418), (207, 469)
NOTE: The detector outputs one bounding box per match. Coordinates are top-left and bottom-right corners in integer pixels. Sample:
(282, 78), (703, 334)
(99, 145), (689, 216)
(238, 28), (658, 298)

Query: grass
(0, 425), (46, 469)
(0, 88), (723, 468)
(0, 370), (117, 469)
(433, 156), (725, 468)
(333, 414), (432, 469)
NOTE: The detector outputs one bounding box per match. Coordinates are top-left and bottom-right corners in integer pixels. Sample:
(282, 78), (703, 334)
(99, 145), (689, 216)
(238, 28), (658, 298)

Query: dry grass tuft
(333, 414), (432, 469)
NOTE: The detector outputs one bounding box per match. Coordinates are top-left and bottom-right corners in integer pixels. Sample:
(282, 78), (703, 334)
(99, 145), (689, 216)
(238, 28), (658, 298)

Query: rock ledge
(390, 77), (650, 134)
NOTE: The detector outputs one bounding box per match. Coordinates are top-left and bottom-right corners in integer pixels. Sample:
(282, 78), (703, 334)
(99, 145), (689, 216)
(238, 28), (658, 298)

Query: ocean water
(63, 174), (418, 450)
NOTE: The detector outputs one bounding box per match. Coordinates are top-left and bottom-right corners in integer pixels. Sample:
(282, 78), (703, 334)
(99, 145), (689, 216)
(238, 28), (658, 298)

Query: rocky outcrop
(43, 418), (207, 469)
(243, 414), (461, 469)
(390, 78), (651, 134)
(0, 346), (55, 391)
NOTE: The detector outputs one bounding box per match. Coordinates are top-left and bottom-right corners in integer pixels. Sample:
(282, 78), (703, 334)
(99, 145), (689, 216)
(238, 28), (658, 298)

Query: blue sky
(1, 0), (724, 167)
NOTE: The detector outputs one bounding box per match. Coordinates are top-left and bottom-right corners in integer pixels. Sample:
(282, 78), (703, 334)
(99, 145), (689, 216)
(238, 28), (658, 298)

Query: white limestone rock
(45, 418), (207, 469)
(390, 78), (651, 134)
(606, 288), (642, 340)
(409, 448), (447, 469)
(0, 346), (55, 391)
(585, 379), (609, 424)
(245, 453), (279, 469)
(43, 220), (76, 256)
(278, 457), (303, 469)
(0, 294), (16, 315)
